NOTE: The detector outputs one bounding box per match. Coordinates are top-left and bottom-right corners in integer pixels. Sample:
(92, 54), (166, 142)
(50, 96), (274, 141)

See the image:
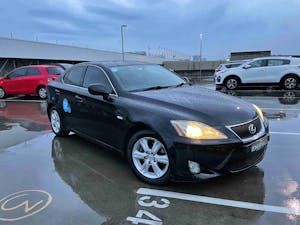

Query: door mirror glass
(88, 84), (110, 98)
(243, 64), (251, 69)
(183, 76), (190, 83)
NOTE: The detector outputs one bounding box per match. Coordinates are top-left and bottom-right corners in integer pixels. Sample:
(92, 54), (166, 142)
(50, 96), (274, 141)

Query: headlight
(253, 104), (268, 128)
(171, 120), (227, 140)
(253, 104), (265, 121)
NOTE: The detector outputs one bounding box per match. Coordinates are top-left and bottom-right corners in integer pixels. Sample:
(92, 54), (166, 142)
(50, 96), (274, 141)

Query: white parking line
(261, 108), (300, 111)
(137, 188), (300, 215)
(270, 131), (300, 136)
(0, 99), (43, 103)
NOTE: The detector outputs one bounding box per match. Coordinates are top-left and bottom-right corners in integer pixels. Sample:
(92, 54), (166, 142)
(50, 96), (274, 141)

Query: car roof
(251, 56), (297, 61)
(18, 65), (58, 69)
(76, 60), (153, 68)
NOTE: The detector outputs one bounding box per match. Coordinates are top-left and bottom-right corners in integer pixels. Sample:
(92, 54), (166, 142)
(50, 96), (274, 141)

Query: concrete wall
(0, 38), (164, 64)
(230, 51), (271, 61)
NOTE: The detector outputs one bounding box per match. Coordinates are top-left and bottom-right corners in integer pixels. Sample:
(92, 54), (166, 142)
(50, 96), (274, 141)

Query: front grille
(229, 117), (262, 140)
(228, 149), (266, 172)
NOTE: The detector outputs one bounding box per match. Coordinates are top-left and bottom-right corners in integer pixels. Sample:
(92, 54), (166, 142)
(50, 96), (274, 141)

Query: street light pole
(121, 24), (127, 61)
(199, 33), (203, 82)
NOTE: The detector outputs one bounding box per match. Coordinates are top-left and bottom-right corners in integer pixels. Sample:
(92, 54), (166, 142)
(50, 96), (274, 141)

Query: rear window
(46, 67), (64, 75)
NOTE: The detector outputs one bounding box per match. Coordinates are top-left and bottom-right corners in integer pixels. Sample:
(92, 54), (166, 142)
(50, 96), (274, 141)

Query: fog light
(188, 160), (201, 174)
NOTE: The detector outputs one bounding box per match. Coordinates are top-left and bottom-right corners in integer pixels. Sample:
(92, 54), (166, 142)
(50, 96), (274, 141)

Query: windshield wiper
(132, 85), (171, 92)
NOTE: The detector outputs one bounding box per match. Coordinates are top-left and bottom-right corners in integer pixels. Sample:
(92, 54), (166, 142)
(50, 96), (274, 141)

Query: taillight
(215, 68), (222, 73)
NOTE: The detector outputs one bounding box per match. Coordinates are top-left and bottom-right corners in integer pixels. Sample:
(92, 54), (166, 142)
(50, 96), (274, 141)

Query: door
(23, 67), (43, 94)
(60, 66), (87, 132)
(265, 59), (291, 83)
(79, 66), (125, 148)
(3, 68), (28, 94)
(240, 60), (268, 83)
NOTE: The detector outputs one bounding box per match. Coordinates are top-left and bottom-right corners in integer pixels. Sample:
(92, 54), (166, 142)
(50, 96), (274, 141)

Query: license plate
(250, 136), (268, 152)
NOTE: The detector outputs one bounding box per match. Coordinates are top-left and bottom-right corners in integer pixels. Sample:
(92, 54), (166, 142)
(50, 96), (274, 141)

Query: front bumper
(170, 134), (269, 181)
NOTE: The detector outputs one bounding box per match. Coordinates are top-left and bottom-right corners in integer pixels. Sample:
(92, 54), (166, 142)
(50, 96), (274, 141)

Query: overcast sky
(1, 0), (299, 59)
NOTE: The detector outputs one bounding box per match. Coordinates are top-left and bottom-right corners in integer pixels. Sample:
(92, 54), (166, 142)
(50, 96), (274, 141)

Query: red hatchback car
(0, 65), (64, 99)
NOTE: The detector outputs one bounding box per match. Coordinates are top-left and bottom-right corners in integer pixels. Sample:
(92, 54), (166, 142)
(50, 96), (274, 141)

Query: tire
(50, 107), (70, 137)
(281, 75), (299, 90)
(225, 77), (239, 90)
(37, 86), (47, 99)
(0, 87), (6, 99)
(126, 130), (171, 185)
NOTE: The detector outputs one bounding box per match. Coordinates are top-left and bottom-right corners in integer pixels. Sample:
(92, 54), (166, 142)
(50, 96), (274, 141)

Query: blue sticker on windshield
(111, 68), (118, 72)
(62, 98), (71, 113)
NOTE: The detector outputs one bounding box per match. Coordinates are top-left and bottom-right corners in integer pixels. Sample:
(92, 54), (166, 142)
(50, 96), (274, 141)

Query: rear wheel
(0, 87), (6, 99)
(281, 75), (299, 90)
(37, 86), (47, 99)
(50, 107), (69, 137)
(225, 77), (239, 90)
(127, 130), (171, 185)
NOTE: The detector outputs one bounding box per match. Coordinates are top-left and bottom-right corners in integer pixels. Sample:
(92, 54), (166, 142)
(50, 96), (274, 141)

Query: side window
(83, 66), (114, 93)
(27, 67), (41, 76)
(267, 59), (290, 67)
(249, 60), (267, 68)
(7, 68), (27, 79)
(64, 66), (86, 87)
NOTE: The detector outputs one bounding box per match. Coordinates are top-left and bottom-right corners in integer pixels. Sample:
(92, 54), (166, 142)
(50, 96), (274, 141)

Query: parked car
(47, 61), (269, 185)
(215, 57), (300, 90)
(0, 65), (64, 99)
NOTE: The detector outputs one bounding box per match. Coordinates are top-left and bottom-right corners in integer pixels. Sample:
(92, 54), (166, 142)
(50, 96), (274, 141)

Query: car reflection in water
(0, 101), (50, 132)
(52, 136), (266, 224)
(219, 90), (300, 120)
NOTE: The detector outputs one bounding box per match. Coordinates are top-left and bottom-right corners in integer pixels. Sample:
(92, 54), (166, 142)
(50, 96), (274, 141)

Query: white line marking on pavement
(262, 108), (300, 111)
(137, 188), (300, 215)
(0, 100), (43, 103)
(270, 132), (300, 136)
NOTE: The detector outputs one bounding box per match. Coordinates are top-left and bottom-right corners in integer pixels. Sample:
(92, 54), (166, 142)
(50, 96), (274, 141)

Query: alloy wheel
(0, 88), (5, 99)
(38, 87), (47, 99)
(284, 78), (297, 90)
(132, 137), (169, 179)
(51, 110), (61, 134)
(226, 78), (238, 89)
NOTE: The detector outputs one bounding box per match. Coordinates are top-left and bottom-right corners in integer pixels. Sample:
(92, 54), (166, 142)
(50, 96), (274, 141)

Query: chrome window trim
(62, 64), (118, 97)
(226, 116), (266, 144)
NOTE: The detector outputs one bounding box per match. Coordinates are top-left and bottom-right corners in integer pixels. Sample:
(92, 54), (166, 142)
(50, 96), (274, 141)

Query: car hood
(132, 85), (257, 126)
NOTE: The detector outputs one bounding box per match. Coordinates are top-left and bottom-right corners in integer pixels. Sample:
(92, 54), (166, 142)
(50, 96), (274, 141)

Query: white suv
(215, 57), (300, 90)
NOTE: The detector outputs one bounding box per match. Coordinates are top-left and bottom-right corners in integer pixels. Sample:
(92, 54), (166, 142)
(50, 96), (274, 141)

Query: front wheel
(281, 76), (299, 90)
(127, 131), (171, 185)
(50, 107), (70, 137)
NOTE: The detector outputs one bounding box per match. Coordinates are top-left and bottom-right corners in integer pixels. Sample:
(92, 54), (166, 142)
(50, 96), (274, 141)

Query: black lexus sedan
(47, 61), (269, 185)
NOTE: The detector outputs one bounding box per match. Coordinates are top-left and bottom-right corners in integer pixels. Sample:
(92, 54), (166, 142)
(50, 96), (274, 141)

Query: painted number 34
(127, 196), (170, 225)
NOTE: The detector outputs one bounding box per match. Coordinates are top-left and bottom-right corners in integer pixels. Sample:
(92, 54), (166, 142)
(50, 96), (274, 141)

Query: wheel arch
(223, 75), (242, 85)
(280, 73), (300, 83)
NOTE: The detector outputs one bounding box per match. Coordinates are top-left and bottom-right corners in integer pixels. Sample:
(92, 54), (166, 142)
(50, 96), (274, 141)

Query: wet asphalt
(0, 86), (300, 225)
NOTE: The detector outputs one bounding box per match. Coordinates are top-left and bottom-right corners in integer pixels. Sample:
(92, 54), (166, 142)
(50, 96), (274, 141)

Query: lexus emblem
(248, 124), (257, 135)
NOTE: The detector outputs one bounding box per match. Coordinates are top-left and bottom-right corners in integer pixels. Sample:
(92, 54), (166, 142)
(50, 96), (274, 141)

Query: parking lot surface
(1, 87), (300, 225)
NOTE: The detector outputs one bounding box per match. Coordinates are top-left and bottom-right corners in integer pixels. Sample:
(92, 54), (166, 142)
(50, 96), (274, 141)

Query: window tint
(8, 68), (27, 79)
(225, 64), (241, 68)
(27, 67), (41, 75)
(46, 67), (64, 75)
(64, 66), (86, 86)
(249, 60), (267, 68)
(267, 59), (290, 66)
(83, 66), (113, 93)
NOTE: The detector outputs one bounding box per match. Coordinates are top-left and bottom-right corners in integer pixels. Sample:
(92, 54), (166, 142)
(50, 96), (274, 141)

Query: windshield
(111, 65), (185, 92)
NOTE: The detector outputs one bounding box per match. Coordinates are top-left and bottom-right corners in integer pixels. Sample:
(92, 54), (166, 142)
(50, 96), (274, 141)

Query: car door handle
(55, 89), (60, 94)
(75, 95), (85, 102)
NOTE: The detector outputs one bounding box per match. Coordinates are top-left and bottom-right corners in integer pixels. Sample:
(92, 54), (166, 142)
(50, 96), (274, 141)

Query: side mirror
(4, 76), (10, 80)
(88, 84), (110, 99)
(183, 76), (190, 83)
(243, 64), (251, 69)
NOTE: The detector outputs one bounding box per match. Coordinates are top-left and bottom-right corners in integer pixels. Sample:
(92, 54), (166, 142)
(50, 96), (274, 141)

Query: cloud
(0, 0), (299, 59)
